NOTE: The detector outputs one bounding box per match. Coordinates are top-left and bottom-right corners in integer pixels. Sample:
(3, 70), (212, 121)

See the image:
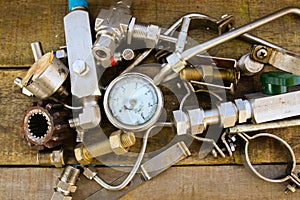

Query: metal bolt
(211, 149), (218, 158)
(256, 48), (268, 59)
(122, 48), (135, 60)
(72, 60), (88, 75)
(285, 183), (297, 194)
(229, 142), (236, 152)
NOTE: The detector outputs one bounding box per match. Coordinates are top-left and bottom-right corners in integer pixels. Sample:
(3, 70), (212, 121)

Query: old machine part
(173, 90), (300, 135)
(82, 123), (172, 191)
(260, 71), (300, 95)
(12, 0), (300, 198)
(103, 73), (163, 131)
(228, 118), (300, 134)
(251, 45), (300, 75)
(75, 129), (136, 165)
(238, 132), (300, 193)
(153, 7), (300, 85)
(84, 141), (191, 199)
(64, 2), (101, 130)
(14, 42), (69, 99)
(141, 141), (191, 180)
(37, 148), (66, 168)
(22, 101), (74, 148)
(51, 165), (81, 200)
(239, 45), (300, 76)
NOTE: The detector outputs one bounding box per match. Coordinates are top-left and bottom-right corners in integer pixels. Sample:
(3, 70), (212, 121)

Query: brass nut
(110, 130), (135, 155)
(74, 144), (93, 165)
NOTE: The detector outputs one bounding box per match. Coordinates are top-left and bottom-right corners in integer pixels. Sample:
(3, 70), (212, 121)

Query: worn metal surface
(0, 0), (300, 199)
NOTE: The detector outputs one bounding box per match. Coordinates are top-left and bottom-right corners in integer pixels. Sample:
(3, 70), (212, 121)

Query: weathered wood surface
(1, 166), (300, 200)
(1, 69), (300, 165)
(0, 0), (300, 199)
(0, 0), (299, 67)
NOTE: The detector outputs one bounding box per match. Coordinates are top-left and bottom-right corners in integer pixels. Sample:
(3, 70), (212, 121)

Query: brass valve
(74, 130), (136, 165)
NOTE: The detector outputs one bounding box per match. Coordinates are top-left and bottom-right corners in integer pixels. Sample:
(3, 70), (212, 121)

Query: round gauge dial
(104, 73), (163, 131)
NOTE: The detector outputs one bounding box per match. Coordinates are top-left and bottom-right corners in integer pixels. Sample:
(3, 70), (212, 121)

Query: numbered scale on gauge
(103, 73), (164, 131)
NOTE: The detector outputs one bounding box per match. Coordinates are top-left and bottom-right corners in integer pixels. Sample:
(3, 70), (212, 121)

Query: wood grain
(1, 166), (300, 200)
(1, 69), (300, 165)
(0, 0), (300, 199)
(0, 0), (299, 67)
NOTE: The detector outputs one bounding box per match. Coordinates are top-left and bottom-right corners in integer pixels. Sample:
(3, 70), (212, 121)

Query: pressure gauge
(103, 73), (163, 132)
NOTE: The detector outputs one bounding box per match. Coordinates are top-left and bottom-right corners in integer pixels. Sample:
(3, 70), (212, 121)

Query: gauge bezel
(103, 72), (163, 132)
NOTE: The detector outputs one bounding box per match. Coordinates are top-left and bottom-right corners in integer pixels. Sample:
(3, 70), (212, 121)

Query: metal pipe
(181, 7), (300, 61)
(31, 42), (43, 62)
(90, 122), (172, 191)
(228, 118), (300, 134)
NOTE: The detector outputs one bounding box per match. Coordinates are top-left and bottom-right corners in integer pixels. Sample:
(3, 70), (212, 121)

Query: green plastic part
(260, 72), (300, 95)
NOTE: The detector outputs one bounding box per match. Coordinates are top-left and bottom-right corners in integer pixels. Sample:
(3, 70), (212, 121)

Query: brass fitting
(180, 66), (236, 83)
(51, 166), (81, 200)
(74, 143), (94, 166)
(110, 130), (136, 155)
(37, 149), (66, 168)
(74, 130), (136, 165)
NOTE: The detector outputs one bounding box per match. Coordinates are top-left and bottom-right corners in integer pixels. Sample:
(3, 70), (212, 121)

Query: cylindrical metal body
(21, 53), (69, 99)
(31, 42), (43, 62)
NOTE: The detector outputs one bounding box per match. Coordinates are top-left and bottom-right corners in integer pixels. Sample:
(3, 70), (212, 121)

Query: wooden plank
(0, 0), (299, 67)
(1, 69), (300, 165)
(1, 166), (300, 200)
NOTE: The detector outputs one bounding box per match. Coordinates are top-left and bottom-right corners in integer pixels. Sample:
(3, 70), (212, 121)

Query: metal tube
(181, 7), (300, 61)
(239, 32), (289, 52)
(228, 118), (300, 134)
(31, 42), (43, 62)
(91, 122), (173, 191)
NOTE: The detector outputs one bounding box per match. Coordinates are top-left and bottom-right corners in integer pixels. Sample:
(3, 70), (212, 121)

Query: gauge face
(104, 73), (163, 131)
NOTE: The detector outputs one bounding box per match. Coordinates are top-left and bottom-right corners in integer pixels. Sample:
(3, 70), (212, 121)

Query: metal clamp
(238, 132), (300, 192)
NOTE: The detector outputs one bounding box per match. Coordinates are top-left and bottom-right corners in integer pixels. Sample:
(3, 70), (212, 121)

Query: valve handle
(260, 71), (300, 95)
(68, 0), (88, 12)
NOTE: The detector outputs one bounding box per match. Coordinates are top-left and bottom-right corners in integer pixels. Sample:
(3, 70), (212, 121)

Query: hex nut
(187, 108), (206, 135)
(92, 34), (116, 62)
(173, 110), (189, 135)
(218, 102), (238, 128)
(234, 99), (252, 123)
(56, 180), (77, 194)
(51, 149), (65, 168)
(51, 191), (72, 200)
(201, 65), (214, 82)
(74, 144), (93, 166)
(145, 25), (161, 47)
(110, 130), (129, 155)
(83, 166), (97, 180)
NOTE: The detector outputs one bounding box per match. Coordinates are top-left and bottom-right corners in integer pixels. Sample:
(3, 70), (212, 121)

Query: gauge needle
(124, 105), (133, 110)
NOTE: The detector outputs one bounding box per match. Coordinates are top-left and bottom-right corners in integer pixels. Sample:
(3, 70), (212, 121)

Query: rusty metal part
(37, 148), (67, 168)
(22, 101), (74, 148)
(51, 166), (81, 200)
